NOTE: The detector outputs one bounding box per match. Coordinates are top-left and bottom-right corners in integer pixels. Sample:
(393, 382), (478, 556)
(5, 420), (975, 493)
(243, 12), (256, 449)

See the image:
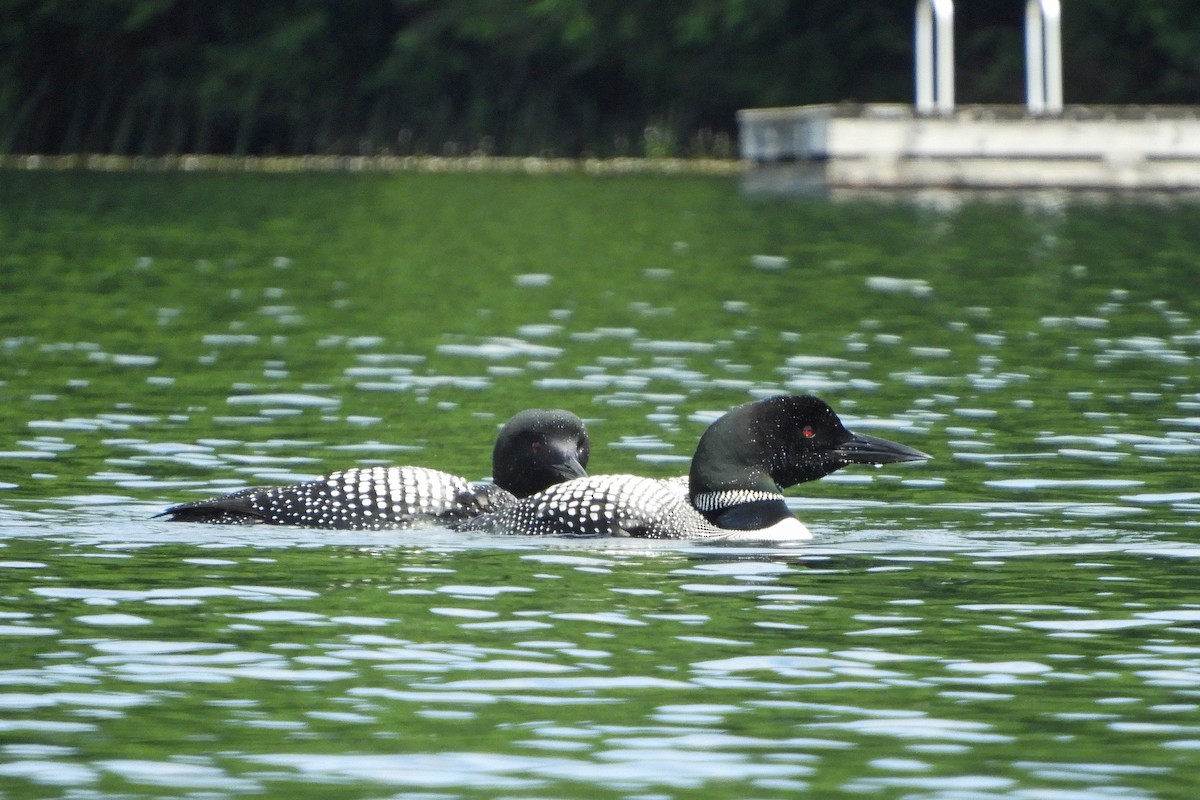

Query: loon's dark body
(159, 466), (512, 529)
(457, 396), (929, 542)
(456, 472), (761, 540)
(157, 409), (589, 529)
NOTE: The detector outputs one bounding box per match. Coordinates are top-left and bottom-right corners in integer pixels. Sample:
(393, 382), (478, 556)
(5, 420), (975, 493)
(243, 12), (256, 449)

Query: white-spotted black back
(160, 466), (515, 530)
(455, 473), (722, 539)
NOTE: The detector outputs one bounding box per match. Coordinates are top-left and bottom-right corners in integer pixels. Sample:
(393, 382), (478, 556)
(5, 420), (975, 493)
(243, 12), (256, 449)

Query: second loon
(456, 395), (930, 542)
(156, 408), (590, 529)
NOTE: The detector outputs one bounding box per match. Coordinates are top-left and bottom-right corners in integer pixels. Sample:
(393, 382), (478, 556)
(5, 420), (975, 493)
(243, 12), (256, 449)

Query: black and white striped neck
(691, 489), (792, 530)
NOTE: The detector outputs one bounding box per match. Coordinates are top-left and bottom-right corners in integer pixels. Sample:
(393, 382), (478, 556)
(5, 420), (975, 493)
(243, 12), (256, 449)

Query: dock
(737, 103), (1200, 193)
(738, 1), (1200, 193)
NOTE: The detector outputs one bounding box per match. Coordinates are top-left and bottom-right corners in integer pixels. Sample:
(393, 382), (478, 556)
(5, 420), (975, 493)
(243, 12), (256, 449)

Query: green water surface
(0, 171), (1198, 799)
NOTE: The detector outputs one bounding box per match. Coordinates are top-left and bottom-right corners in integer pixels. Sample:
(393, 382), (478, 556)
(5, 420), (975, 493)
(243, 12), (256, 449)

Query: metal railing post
(1025, 0), (1063, 114)
(915, 0), (955, 114)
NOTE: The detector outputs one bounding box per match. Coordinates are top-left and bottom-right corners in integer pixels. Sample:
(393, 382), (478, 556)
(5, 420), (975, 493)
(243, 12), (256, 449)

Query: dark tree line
(2, 0), (1199, 158)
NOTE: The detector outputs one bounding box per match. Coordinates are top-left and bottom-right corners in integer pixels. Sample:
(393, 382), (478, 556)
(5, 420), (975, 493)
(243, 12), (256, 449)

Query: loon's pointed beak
(548, 454), (588, 482)
(832, 431), (931, 466)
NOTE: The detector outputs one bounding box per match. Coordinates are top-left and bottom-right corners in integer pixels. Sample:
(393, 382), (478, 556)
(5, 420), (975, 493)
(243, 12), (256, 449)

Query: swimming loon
(156, 409), (590, 529)
(456, 395), (929, 542)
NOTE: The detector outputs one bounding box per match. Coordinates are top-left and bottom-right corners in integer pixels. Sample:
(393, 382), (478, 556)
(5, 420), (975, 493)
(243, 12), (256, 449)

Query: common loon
(456, 395), (929, 542)
(156, 409), (590, 529)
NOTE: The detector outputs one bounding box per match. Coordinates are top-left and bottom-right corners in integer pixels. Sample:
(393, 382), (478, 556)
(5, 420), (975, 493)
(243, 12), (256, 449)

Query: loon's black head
(688, 395), (930, 516)
(492, 409), (590, 498)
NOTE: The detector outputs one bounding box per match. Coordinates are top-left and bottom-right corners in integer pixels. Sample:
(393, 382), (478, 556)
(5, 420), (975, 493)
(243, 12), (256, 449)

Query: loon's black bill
(549, 456), (588, 482)
(833, 432), (931, 465)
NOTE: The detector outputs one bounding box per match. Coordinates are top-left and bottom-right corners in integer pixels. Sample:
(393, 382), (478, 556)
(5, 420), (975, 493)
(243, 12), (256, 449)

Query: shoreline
(0, 153), (744, 176)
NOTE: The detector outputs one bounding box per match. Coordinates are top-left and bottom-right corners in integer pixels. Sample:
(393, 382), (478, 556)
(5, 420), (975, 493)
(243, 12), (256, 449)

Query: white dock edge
(737, 103), (1200, 192)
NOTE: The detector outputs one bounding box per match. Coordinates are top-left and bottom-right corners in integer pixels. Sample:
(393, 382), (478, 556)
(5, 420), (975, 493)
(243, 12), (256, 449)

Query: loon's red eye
(801, 425), (816, 439)
(530, 441), (545, 454)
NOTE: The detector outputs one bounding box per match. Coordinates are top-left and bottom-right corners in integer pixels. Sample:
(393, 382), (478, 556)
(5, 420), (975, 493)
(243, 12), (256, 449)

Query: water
(2, 171), (1199, 798)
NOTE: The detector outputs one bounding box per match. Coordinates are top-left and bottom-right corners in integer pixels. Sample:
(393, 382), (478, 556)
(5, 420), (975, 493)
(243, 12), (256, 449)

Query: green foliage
(1, 0), (1198, 157)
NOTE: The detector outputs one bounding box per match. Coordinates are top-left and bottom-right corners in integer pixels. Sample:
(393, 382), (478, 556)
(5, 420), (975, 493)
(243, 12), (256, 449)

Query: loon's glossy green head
(492, 408), (590, 498)
(688, 395), (930, 498)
